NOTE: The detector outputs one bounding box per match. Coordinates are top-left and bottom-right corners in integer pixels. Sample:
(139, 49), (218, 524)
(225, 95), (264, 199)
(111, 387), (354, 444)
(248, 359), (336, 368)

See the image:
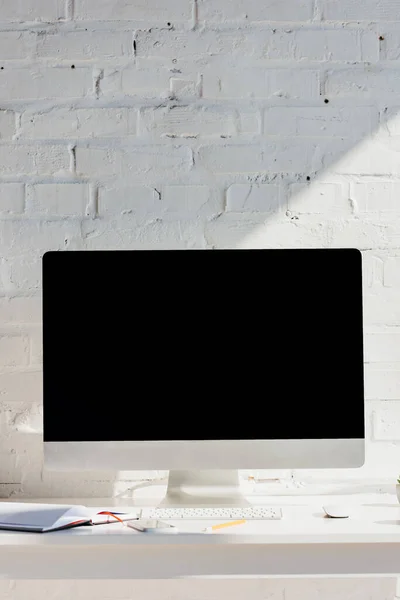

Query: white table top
(0, 493), (399, 545)
(1, 493), (399, 578)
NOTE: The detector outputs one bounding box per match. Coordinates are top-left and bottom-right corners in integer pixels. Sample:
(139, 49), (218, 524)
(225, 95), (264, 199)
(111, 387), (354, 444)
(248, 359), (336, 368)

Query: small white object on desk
(128, 519), (178, 534)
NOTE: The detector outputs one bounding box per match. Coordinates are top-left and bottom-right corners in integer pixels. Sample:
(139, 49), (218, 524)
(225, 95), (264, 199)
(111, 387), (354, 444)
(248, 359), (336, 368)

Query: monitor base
(159, 470), (251, 507)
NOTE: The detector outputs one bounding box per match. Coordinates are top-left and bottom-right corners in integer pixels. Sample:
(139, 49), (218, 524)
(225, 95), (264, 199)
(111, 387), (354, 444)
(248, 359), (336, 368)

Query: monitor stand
(159, 470), (250, 507)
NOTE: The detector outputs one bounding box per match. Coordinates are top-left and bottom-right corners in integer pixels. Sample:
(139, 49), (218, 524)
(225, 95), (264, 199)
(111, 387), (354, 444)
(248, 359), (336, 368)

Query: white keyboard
(140, 506), (282, 520)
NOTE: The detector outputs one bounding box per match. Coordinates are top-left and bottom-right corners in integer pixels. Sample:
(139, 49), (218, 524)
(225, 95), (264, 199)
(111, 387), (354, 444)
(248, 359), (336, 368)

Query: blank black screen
(43, 249), (365, 442)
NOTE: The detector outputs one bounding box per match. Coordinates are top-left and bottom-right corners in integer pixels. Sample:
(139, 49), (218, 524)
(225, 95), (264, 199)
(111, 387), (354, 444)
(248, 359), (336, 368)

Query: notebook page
(0, 503), (89, 530)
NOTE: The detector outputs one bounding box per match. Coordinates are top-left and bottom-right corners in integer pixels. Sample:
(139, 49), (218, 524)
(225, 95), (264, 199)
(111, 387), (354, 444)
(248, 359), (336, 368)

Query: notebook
(0, 503), (139, 533)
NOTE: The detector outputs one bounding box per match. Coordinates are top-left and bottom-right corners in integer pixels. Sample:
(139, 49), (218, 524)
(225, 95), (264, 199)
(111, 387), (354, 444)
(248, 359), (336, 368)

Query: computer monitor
(43, 249), (365, 506)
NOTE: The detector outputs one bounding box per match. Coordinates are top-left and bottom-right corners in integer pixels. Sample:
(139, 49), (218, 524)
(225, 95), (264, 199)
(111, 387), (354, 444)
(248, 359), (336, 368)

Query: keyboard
(140, 506), (282, 520)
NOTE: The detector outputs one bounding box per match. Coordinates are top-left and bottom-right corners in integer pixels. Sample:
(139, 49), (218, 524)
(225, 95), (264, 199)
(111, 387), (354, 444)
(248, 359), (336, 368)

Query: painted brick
(365, 331), (400, 362)
(0, 221), (81, 254)
(265, 107), (377, 138)
(373, 403), (400, 440)
(199, 145), (263, 173)
(198, 141), (320, 173)
(198, 0), (313, 22)
(21, 108), (134, 139)
(136, 29), (208, 59)
(0, 32), (31, 59)
(0, 145), (68, 175)
(121, 67), (170, 98)
(99, 185), (219, 218)
(380, 30), (400, 60)
(362, 251), (386, 287)
(26, 183), (89, 216)
(0, 68), (92, 101)
(169, 78), (197, 98)
(325, 68), (400, 98)
(288, 182), (351, 215)
(226, 184), (281, 213)
(139, 106), (258, 138)
(383, 256), (400, 287)
(0, 334), (29, 367)
(101, 67), (171, 98)
(0, 184), (25, 214)
(76, 147), (121, 178)
(326, 219), (400, 250)
(82, 216), (206, 250)
(0, 297), (41, 323)
(205, 214), (328, 249)
(265, 28), (374, 62)
(135, 29), (254, 59)
(350, 182), (400, 213)
(321, 0), (400, 21)
(98, 185), (159, 216)
(36, 31), (132, 59)
(77, 146), (191, 178)
(1, 256), (42, 292)
(0, 0), (63, 21)
(0, 111), (16, 140)
(382, 256), (396, 287)
(365, 365), (400, 400)
(0, 371), (42, 405)
(29, 325), (42, 365)
(332, 138), (400, 176)
(75, 0), (192, 22)
(381, 106), (400, 135)
(162, 185), (217, 216)
(0, 452), (19, 484)
(4, 401), (43, 435)
(364, 288), (400, 326)
(204, 69), (319, 100)
(136, 27), (377, 62)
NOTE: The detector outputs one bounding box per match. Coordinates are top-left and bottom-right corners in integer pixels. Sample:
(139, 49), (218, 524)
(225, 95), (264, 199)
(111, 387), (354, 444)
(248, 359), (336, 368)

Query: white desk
(1, 494), (400, 579)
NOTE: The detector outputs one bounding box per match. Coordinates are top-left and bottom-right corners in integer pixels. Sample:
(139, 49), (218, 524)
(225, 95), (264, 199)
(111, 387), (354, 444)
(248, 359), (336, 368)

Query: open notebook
(0, 503), (139, 533)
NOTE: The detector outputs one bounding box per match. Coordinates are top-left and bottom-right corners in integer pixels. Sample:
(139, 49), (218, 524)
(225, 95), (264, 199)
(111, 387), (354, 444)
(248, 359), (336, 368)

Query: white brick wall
(198, 0), (314, 22)
(0, 68), (92, 101)
(76, 0), (192, 22)
(26, 183), (90, 216)
(0, 1), (399, 596)
(0, 0), (64, 21)
(0, 184), (25, 214)
(21, 108), (135, 139)
(0, 334), (29, 367)
(320, 0), (400, 21)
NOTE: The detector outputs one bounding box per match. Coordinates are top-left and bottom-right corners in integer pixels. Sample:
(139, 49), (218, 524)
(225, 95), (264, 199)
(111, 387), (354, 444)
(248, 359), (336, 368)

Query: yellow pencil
(204, 519), (246, 533)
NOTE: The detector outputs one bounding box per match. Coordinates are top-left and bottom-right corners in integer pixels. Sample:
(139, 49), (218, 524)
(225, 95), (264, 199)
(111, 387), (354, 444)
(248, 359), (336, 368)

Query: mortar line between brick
(87, 183), (98, 218)
(23, 183), (27, 214)
(68, 144), (76, 173)
(312, 0), (321, 21)
(191, 0), (199, 30)
(66, 0), (75, 20)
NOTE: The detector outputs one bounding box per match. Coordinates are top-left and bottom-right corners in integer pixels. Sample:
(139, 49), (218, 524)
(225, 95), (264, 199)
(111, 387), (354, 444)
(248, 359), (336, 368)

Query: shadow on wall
(204, 107), (400, 251)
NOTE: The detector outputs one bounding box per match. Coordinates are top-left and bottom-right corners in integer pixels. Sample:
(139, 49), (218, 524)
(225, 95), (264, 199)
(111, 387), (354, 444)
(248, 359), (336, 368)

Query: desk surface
(1, 493), (399, 579)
